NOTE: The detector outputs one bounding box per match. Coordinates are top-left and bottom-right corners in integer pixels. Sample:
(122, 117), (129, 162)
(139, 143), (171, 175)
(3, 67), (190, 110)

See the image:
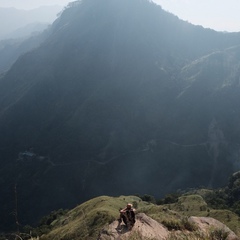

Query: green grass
(38, 195), (146, 240)
(32, 194), (240, 240)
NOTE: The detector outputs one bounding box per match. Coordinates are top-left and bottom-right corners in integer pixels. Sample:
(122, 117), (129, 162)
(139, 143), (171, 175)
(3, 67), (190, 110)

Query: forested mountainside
(0, 30), (49, 73)
(1, 0), (240, 231)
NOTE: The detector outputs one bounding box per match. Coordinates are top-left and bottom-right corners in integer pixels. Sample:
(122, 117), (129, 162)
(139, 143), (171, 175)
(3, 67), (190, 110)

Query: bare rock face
(189, 216), (240, 240)
(99, 213), (169, 240)
(99, 214), (240, 240)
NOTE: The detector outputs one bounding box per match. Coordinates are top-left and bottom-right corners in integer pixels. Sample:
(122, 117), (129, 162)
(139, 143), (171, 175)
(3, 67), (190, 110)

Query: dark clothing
(119, 208), (135, 229)
(125, 209), (135, 224)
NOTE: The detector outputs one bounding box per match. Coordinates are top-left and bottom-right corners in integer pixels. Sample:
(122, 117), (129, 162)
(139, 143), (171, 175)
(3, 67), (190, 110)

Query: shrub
(140, 194), (156, 204)
(162, 217), (197, 232)
(158, 193), (180, 205)
(162, 219), (182, 231)
(181, 217), (198, 231)
(209, 228), (229, 240)
(132, 201), (138, 209)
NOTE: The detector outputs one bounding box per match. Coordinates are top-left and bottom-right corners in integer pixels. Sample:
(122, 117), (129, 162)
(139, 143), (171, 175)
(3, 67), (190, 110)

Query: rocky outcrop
(100, 214), (240, 240)
(99, 213), (169, 240)
(189, 216), (240, 240)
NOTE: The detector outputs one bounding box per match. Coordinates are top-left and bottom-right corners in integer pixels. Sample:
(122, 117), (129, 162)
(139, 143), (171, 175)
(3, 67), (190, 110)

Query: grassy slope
(39, 195), (146, 240)
(37, 194), (240, 240)
(143, 194), (240, 235)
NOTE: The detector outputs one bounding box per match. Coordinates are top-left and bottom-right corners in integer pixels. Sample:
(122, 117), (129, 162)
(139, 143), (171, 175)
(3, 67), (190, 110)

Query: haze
(1, 0), (240, 232)
(154, 0), (240, 32)
(0, 0), (71, 9)
(0, 0), (239, 32)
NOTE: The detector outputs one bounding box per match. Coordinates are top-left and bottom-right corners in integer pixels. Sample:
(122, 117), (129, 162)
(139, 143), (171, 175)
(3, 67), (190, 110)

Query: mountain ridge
(10, 193), (240, 240)
(1, 0), (240, 231)
(0, 6), (62, 40)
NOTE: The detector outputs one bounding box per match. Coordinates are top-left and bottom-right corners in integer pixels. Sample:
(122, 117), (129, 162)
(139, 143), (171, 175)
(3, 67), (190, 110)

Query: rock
(189, 216), (240, 240)
(99, 213), (169, 240)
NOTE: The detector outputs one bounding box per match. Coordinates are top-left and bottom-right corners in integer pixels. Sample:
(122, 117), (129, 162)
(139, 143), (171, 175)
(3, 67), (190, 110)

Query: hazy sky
(0, 0), (71, 9)
(0, 0), (239, 32)
(154, 0), (240, 32)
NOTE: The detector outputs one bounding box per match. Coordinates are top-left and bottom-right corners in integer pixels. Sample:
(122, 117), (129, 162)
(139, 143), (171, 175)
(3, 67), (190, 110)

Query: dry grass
(35, 194), (240, 240)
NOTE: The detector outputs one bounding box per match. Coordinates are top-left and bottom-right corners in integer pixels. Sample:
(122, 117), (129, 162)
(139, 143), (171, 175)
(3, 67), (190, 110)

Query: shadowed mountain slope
(1, 0), (240, 231)
(0, 29), (50, 74)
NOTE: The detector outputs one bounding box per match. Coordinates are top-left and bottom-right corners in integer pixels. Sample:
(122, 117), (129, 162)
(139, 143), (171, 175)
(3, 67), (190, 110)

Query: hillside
(1, 0), (240, 232)
(9, 195), (240, 240)
(0, 30), (49, 73)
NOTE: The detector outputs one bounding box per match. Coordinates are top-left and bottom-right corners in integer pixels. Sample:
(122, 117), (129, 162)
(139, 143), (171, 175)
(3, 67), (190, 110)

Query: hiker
(118, 203), (136, 230)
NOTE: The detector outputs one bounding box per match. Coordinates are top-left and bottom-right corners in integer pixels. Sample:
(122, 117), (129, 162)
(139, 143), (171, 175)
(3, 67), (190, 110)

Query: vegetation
(29, 195), (144, 240)
(167, 229), (229, 240)
(2, 0), (240, 234)
(10, 190), (237, 240)
(2, 167), (240, 239)
(161, 217), (197, 231)
(0, 186), (239, 239)
(185, 171), (240, 217)
(209, 228), (229, 240)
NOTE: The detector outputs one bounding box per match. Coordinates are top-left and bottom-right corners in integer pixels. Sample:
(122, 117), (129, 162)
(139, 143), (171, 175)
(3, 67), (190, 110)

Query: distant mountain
(0, 5), (62, 40)
(4, 22), (49, 40)
(0, 6), (63, 72)
(0, 29), (49, 73)
(1, 0), (240, 231)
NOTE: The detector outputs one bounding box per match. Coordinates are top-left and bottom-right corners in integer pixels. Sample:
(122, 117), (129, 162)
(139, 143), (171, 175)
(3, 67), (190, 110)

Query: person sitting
(118, 203), (136, 230)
